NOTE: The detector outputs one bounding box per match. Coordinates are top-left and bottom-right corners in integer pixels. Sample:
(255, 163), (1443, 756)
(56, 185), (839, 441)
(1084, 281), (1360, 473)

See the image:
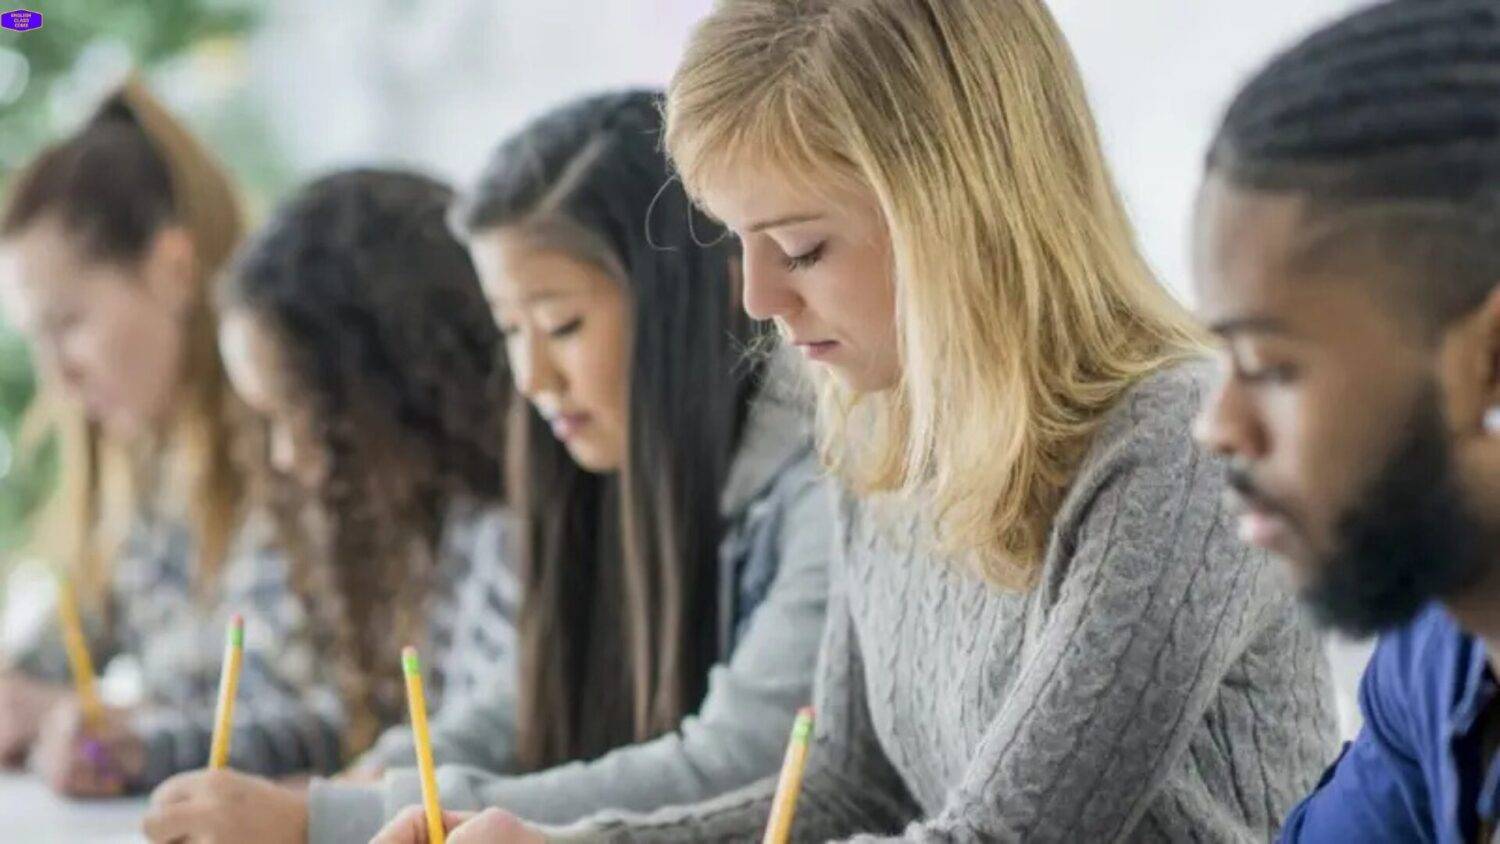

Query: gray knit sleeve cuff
(306, 778), (388, 844)
(354, 725), (418, 771)
(383, 766), (430, 814)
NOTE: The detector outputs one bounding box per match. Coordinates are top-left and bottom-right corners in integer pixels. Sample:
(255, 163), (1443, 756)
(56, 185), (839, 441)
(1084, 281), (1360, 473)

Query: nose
(740, 247), (803, 322)
(510, 331), (562, 402)
(39, 332), (89, 397)
(1193, 375), (1268, 461)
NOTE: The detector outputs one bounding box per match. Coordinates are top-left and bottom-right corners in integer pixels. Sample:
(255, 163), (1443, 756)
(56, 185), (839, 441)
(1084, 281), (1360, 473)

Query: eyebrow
(1206, 315), (1298, 339)
(747, 213), (824, 233)
(524, 289), (581, 302)
(495, 288), (586, 307)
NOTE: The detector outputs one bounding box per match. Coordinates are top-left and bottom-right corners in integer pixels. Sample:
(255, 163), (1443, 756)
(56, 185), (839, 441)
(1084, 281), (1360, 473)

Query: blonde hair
(6, 78), (246, 609)
(666, 0), (1205, 587)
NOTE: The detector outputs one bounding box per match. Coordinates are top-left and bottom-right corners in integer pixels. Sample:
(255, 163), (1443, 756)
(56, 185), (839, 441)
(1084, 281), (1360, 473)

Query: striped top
(357, 505), (519, 768)
(11, 502), (517, 789)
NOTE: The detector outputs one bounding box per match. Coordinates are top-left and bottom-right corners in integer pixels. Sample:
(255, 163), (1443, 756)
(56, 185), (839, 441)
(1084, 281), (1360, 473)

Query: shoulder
(722, 357), (820, 523)
(1092, 358), (1213, 463)
(438, 501), (515, 588)
(1364, 604), (1473, 729)
(1058, 359), (1220, 522)
(725, 443), (833, 562)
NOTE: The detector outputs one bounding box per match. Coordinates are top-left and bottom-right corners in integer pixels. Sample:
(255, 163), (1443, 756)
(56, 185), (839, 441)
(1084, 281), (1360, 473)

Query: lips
(548, 412), (591, 441)
(794, 339), (839, 361)
(1237, 506), (1290, 549)
(1225, 486), (1297, 553)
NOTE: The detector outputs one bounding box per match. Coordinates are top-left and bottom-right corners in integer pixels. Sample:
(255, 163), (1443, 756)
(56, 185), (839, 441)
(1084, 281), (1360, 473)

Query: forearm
(384, 699), (785, 825)
(132, 692), (345, 789)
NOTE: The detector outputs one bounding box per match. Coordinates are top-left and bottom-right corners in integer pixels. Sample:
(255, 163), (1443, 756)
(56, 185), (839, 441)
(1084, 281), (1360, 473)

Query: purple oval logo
(1, 8), (42, 32)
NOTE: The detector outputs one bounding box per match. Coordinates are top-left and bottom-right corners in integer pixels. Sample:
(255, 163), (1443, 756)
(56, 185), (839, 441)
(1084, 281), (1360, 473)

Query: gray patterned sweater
(8, 503), (516, 789)
(550, 361), (1338, 842)
(10, 512), (344, 787)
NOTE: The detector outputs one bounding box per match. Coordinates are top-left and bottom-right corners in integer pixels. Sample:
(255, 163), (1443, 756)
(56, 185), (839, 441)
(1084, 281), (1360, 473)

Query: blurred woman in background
(214, 167), (519, 762)
(0, 79), (338, 796)
(141, 167), (522, 841)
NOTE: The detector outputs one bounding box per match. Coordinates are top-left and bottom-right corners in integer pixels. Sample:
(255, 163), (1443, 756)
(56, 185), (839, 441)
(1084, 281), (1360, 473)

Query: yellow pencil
(403, 646), (445, 844)
(207, 614), (244, 769)
(763, 706), (815, 844)
(55, 576), (104, 730)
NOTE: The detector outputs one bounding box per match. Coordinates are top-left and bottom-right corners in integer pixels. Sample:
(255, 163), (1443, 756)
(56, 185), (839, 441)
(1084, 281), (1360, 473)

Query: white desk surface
(0, 772), (147, 842)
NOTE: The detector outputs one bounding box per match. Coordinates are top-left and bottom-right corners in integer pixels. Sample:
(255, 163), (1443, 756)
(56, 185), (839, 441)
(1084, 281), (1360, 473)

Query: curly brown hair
(221, 168), (508, 755)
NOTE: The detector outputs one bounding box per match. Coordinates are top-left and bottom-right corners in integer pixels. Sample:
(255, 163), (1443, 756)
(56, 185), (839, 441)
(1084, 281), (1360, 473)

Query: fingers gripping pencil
(57, 576), (111, 770)
(57, 577), (104, 724)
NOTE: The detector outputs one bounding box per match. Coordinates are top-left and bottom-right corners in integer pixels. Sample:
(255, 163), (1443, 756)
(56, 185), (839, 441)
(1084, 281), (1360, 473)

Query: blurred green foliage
(0, 0), (259, 171)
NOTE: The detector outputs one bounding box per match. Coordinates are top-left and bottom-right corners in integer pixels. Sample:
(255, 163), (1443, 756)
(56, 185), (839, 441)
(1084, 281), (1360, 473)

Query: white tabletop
(0, 772), (147, 842)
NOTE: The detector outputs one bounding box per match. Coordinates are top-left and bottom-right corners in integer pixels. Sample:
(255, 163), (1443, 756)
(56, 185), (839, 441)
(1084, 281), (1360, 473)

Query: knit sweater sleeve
(837, 372), (1284, 842)
(549, 494), (921, 843)
(131, 541), (346, 788)
(560, 369), (1286, 842)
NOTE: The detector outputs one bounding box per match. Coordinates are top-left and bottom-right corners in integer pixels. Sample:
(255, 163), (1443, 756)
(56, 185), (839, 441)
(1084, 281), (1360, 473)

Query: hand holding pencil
(369, 704), (817, 844)
(370, 651), (550, 844)
(31, 696), (143, 796)
(0, 672), (70, 766)
(27, 575), (146, 796)
(372, 807), (547, 844)
(56, 576), (105, 730)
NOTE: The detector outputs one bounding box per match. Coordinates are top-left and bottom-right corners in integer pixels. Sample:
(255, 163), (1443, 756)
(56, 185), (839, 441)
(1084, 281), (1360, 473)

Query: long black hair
(222, 168), (508, 755)
(455, 89), (759, 770)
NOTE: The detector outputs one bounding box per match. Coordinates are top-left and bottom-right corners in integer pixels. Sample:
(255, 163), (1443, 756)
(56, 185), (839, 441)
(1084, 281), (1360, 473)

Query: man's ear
(1440, 284), (1500, 510)
(140, 226), (197, 319)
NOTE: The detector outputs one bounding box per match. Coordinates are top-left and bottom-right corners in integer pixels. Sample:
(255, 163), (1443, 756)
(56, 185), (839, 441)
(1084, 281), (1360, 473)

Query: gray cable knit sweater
(548, 361), (1338, 842)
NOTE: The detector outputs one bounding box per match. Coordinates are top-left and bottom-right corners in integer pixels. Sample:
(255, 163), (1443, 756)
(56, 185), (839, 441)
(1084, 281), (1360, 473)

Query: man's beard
(1302, 388), (1495, 637)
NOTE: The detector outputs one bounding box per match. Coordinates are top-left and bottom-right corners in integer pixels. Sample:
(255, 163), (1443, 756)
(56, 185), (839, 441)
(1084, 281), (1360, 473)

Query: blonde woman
(0, 81), (338, 795)
(378, 1), (1338, 841)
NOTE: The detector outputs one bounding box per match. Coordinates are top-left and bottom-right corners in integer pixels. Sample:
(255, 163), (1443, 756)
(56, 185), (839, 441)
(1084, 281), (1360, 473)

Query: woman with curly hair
(137, 168), (520, 840)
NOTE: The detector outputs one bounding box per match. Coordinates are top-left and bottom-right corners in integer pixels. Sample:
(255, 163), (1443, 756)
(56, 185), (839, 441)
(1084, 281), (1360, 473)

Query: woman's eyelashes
(547, 317), (583, 338)
(782, 241), (826, 271)
(495, 316), (583, 339)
